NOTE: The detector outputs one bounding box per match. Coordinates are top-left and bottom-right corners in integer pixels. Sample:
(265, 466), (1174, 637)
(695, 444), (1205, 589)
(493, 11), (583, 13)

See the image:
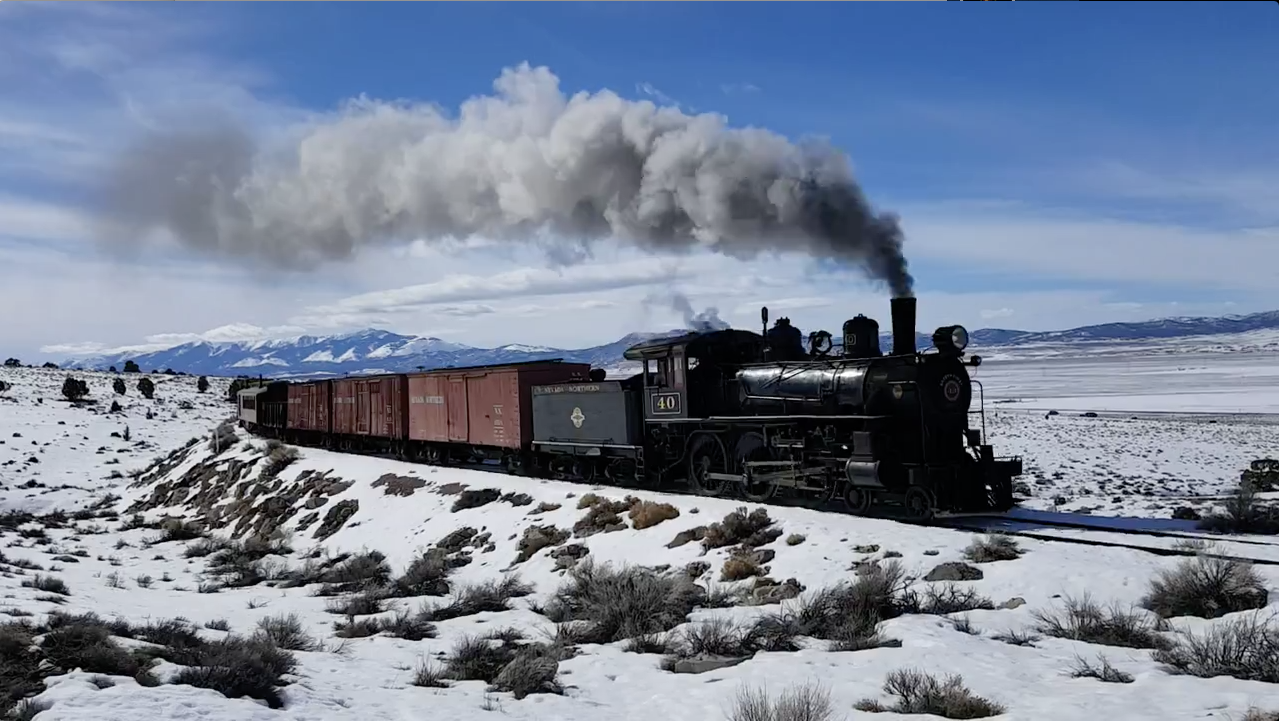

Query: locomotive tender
(238, 296), (1021, 518)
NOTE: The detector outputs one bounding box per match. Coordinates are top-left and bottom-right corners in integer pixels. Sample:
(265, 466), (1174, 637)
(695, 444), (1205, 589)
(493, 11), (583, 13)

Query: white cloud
(720, 83), (761, 96)
(980, 308), (1015, 320)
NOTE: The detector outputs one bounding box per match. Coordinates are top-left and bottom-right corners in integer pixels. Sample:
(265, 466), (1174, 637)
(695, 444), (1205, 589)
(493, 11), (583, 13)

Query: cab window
(656, 358), (670, 387)
(672, 349), (686, 389)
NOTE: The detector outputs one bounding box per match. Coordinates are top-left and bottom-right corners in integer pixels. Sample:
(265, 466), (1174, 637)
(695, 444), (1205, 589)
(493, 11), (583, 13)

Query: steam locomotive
(238, 297), (1021, 519)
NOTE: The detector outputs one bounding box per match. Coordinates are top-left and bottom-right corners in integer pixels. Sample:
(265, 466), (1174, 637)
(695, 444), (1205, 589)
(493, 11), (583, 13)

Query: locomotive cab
(622, 329), (767, 421)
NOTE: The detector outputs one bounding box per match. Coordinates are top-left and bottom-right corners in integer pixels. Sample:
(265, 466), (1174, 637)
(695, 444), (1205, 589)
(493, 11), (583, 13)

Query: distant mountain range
(63, 309), (1279, 379)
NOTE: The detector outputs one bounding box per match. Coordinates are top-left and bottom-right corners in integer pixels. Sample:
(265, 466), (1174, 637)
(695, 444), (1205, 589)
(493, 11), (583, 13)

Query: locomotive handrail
(969, 379), (988, 443)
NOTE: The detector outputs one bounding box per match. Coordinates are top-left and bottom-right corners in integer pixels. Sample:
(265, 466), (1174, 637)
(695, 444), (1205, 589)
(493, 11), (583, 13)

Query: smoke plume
(657, 291), (730, 333)
(98, 63), (913, 296)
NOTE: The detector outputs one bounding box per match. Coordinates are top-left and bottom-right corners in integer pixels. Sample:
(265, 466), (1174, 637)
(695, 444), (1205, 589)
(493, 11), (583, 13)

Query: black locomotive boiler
(530, 296), (1021, 518)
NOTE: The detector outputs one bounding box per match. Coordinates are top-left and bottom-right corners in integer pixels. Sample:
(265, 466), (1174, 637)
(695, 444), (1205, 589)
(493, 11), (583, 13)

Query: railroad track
(239, 429), (1279, 566)
(932, 514), (1279, 566)
(934, 513), (1279, 547)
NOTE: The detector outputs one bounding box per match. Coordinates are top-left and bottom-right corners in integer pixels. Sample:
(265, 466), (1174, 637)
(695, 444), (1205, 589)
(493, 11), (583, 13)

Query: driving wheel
(903, 486), (935, 521)
(735, 432), (777, 502)
(843, 485), (873, 515)
(687, 434), (730, 497)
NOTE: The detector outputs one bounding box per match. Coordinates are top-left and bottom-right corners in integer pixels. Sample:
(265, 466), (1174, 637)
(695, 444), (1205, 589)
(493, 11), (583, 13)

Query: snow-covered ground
(1, 359), (1278, 721)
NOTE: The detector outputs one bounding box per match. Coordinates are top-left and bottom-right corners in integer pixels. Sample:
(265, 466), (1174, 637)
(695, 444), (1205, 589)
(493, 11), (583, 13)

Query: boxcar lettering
(534, 384), (602, 395)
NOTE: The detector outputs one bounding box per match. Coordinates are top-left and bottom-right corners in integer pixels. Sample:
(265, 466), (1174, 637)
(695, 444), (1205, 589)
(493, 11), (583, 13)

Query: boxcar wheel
(687, 433), (729, 497)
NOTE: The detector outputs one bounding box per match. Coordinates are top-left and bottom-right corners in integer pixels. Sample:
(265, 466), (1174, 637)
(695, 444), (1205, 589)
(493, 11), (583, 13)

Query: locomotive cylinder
(891, 297), (917, 356)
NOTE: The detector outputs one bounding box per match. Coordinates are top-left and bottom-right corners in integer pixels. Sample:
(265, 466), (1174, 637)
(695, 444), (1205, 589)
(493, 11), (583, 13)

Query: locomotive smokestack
(890, 297), (917, 356)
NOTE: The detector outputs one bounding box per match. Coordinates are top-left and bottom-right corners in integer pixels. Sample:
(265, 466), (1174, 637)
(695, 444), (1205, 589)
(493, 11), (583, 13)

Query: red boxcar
(332, 374), (408, 439)
(407, 361), (590, 450)
(286, 380), (331, 434)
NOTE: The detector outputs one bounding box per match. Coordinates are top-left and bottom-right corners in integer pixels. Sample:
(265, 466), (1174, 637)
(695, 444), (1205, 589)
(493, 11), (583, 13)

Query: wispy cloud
(720, 82), (761, 96)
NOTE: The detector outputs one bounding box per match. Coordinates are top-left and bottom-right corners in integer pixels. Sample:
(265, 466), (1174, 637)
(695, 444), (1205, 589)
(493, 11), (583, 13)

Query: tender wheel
(843, 485), (873, 515)
(573, 458), (597, 484)
(903, 486), (935, 521)
(686, 433), (730, 497)
(735, 432), (777, 502)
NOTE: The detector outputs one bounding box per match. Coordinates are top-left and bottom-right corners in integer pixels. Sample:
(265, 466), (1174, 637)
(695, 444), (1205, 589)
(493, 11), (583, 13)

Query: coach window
(672, 348), (686, 389)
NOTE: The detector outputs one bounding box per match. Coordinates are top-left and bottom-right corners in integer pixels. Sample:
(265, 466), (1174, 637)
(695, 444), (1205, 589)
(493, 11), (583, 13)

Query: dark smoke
(97, 64), (913, 296)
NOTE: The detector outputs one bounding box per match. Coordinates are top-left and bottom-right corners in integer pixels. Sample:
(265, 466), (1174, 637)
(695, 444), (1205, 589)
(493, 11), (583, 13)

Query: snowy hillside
(52, 308), (1279, 379)
(2, 365), (1279, 720)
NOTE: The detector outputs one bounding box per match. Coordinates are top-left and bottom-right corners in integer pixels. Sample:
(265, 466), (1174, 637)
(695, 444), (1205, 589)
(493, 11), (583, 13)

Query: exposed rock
(516, 524), (570, 563)
(669, 656), (751, 674)
(550, 543), (590, 570)
(500, 492), (534, 507)
(667, 526), (707, 549)
(924, 562), (984, 582)
(528, 502), (561, 515)
(314, 500), (359, 540)
(304, 496), (328, 510)
(438, 527), (478, 554)
(452, 488), (501, 512)
(751, 577), (803, 605)
(684, 561), (711, 578)
(372, 473), (427, 497)
(999, 597), (1027, 610)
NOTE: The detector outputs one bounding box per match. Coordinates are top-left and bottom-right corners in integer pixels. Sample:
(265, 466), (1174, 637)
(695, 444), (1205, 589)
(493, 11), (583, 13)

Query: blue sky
(2, 2), (1276, 360)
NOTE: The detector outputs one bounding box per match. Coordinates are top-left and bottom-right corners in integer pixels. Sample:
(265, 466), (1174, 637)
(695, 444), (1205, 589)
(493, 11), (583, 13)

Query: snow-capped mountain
(62, 309), (1279, 378)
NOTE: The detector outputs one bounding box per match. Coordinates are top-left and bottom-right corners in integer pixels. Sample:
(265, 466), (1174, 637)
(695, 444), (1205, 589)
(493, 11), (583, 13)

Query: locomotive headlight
(932, 325), (970, 353)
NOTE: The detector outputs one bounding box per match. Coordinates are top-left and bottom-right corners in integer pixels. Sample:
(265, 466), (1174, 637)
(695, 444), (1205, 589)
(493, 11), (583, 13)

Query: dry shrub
(20, 575), (69, 595)
(962, 534), (1023, 563)
(703, 507), (781, 549)
(442, 629), (564, 699)
(1142, 550), (1268, 619)
(381, 609), (438, 641)
(391, 550), (452, 597)
(721, 554), (765, 582)
(1152, 611), (1279, 683)
(257, 444), (300, 483)
(428, 575), (534, 621)
(540, 559), (705, 644)
(728, 681), (834, 721)
(630, 501), (680, 530)
(1070, 654), (1133, 683)
(854, 669), (1005, 719)
(1197, 481), (1279, 535)
(254, 613), (319, 651)
(1033, 594), (1170, 650)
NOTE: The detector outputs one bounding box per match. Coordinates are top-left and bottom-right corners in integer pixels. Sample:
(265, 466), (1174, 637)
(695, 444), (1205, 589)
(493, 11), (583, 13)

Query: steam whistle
(761, 306), (770, 360)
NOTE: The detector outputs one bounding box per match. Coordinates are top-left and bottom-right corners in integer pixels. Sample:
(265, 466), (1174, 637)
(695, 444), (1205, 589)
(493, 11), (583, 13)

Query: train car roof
(237, 386), (270, 398)
(405, 358), (578, 375)
(623, 329), (765, 361)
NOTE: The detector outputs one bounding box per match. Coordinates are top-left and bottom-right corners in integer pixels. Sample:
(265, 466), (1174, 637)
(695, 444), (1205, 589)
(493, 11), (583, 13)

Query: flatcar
(236, 296), (1021, 518)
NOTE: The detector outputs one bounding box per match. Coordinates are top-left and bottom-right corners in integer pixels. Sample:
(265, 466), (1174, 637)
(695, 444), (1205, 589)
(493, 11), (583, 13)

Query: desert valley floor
(0, 354), (1277, 721)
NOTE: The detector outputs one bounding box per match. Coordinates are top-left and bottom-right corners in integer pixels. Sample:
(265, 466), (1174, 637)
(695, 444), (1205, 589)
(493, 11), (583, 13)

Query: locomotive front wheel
(687, 434), (730, 497)
(843, 486), (873, 515)
(903, 486), (935, 521)
(735, 432), (777, 502)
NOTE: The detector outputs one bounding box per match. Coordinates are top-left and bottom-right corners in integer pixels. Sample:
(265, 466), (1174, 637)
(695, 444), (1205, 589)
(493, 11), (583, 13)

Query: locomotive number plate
(650, 391), (682, 415)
